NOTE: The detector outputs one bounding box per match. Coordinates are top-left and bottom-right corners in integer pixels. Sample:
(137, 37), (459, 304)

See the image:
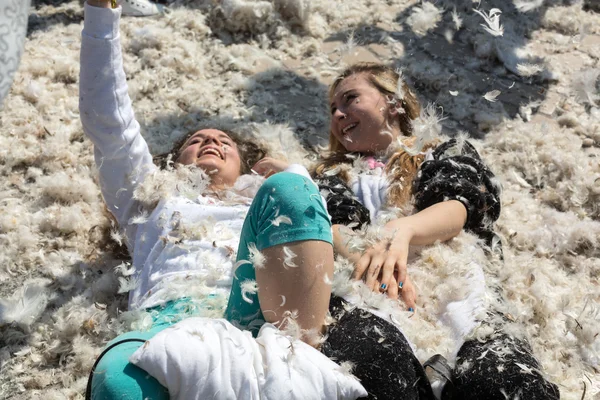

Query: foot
(121, 0), (166, 17)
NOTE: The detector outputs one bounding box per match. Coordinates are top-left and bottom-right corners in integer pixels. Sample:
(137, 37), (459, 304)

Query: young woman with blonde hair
(318, 62), (559, 400)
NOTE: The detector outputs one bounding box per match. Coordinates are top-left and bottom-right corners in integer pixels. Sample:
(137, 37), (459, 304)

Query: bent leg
(225, 172), (333, 339)
(321, 296), (436, 400)
(445, 334), (560, 400)
(258, 240), (333, 346)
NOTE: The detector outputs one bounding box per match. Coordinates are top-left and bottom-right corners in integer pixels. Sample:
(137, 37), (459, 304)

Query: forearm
(386, 200), (467, 246)
(80, 2), (155, 232)
(80, 3), (139, 157)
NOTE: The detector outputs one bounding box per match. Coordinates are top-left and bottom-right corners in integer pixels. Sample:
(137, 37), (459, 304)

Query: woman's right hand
(252, 157), (289, 178)
(352, 225), (417, 310)
(384, 274), (416, 311)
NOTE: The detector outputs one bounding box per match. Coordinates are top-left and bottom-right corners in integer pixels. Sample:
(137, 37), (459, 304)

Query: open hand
(352, 225), (416, 310)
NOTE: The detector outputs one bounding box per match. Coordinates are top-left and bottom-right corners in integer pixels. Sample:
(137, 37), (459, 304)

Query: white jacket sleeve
(79, 3), (156, 248)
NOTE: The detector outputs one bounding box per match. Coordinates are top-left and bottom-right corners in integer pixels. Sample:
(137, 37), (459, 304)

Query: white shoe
(121, 0), (166, 17)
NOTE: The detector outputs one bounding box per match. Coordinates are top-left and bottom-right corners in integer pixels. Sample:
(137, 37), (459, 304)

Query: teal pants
(88, 172), (332, 399)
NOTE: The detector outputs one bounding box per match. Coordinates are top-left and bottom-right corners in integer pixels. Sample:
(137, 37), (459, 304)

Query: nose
(333, 108), (346, 120)
(201, 134), (221, 146)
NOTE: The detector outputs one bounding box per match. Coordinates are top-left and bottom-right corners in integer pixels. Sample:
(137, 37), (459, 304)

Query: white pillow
(129, 317), (367, 400)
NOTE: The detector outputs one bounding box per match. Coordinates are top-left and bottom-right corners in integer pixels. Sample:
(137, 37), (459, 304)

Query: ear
(388, 98), (405, 117)
(386, 101), (404, 127)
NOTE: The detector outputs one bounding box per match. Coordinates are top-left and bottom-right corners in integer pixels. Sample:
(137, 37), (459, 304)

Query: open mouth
(198, 147), (224, 160)
(342, 122), (358, 136)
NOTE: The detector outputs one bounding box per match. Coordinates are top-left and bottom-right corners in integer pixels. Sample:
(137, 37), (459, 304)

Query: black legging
(321, 296), (436, 400)
(321, 296), (560, 400)
(444, 335), (560, 400)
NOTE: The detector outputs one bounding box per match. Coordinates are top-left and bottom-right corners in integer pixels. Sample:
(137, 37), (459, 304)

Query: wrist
(385, 221), (416, 243)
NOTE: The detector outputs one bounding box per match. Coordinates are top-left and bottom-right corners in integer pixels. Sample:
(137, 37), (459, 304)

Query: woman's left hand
(252, 157), (289, 178)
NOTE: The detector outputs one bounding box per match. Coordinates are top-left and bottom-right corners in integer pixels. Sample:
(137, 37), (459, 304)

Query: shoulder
(431, 138), (482, 161)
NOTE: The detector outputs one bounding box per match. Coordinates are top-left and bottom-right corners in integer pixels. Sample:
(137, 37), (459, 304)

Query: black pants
(321, 296), (559, 400)
(444, 335), (560, 400)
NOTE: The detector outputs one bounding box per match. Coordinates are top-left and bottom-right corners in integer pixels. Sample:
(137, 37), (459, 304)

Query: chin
(196, 160), (221, 173)
(342, 141), (365, 153)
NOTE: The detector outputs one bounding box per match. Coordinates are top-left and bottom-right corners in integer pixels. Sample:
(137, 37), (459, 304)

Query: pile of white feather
(0, 0), (598, 398)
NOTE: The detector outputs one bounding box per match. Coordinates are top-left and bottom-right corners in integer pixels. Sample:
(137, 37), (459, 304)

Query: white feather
(118, 276), (139, 294)
(483, 90), (501, 102)
(271, 215), (292, 227)
(451, 8), (462, 30)
(241, 280), (258, 304)
(0, 283), (48, 327)
(114, 262), (136, 277)
(248, 243), (266, 269)
(474, 8), (504, 37)
(128, 210), (149, 225)
(516, 63), (543, 78)
(283, 246), (298, 269)
(406, 2), (443, 37)
(110, 229), (124, 246)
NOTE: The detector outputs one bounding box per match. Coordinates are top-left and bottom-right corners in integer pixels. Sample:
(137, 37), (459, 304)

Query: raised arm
(79, 1), (156, 248)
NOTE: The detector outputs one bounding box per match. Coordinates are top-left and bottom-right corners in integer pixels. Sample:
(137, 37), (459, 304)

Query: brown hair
(153, 128), (268, 175)
(314, 62), (438, 207)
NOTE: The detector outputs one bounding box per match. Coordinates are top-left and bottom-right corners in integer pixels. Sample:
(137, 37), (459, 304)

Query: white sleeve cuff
(284, 164), (312, 180)
(83, 2), (121, 40)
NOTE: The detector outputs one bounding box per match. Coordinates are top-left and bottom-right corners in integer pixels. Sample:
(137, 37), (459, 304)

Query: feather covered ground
(0, 0), (599, 398)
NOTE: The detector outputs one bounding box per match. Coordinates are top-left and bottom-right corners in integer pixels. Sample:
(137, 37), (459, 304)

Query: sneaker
(121, 0), (166, 17)
(424, 354), (455, 400)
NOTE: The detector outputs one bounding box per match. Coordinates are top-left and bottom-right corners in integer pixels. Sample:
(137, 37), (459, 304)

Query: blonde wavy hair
(313, 62), (438, 207)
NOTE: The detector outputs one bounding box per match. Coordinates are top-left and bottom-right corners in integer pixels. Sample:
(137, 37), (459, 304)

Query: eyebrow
(189, 132), (233, 142)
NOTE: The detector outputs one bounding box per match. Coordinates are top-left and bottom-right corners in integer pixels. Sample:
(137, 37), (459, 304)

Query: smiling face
(329, 73), (402, 155)
(176, 129), (242, 188)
